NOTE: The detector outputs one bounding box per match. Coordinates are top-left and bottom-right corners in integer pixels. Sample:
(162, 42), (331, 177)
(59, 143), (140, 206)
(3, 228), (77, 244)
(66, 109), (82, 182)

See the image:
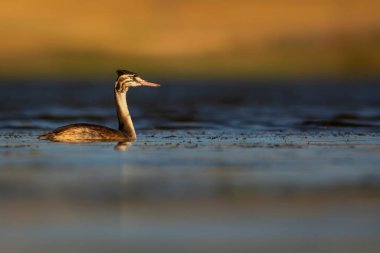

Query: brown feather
(38, 123), (135, 143)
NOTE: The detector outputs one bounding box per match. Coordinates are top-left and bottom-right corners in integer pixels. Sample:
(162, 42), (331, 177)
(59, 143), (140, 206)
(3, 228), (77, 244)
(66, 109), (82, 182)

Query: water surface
(1, 80), (380, 252)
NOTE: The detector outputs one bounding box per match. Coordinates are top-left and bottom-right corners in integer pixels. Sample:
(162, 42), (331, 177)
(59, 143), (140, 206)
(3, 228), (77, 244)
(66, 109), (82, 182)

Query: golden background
(1, 0), (379, 79)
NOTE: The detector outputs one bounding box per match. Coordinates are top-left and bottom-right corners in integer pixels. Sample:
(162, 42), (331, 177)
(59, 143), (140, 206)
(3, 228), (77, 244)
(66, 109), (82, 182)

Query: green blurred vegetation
(0, 0), (379, 80)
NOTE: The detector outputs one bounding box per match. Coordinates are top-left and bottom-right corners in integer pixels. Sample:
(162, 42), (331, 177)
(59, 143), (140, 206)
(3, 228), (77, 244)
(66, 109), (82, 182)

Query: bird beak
(138, 80), (160, 87)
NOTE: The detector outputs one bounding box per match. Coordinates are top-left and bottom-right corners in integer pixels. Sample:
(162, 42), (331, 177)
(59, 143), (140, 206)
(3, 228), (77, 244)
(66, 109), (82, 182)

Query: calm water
(1, 79), (380, 252)
(1, 79), (380, 131)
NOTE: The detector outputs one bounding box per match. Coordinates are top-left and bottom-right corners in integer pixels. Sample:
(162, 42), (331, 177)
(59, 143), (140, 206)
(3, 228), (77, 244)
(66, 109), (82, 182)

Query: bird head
(115, 69), (160, 92)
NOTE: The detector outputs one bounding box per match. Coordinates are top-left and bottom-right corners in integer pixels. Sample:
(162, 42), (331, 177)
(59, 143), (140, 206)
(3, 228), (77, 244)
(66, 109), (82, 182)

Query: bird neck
(114, 89), (137, 140)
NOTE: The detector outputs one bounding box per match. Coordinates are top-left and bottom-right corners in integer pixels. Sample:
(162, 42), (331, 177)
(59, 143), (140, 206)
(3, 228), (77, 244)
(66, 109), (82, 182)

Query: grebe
(38, 70), (160, 143)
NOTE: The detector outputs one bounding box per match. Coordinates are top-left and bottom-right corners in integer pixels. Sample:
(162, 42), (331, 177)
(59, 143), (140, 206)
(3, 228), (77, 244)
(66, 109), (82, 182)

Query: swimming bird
(38, 70), (160, 143)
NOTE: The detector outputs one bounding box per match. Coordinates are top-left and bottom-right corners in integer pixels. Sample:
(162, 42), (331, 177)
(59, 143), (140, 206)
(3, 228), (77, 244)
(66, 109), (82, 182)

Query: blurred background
(0, 0), (379, 79)
(1, 1), (380, 252)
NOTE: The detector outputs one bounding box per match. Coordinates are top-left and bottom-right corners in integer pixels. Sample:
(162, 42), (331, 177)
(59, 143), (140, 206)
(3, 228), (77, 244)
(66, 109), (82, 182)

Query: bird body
(38, 70), (159, 143)
(38, 123), (130, 143)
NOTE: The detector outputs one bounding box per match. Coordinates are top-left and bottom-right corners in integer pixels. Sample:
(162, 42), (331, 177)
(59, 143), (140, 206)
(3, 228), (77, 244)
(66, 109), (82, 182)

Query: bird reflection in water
(114, 141), (132, 151)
